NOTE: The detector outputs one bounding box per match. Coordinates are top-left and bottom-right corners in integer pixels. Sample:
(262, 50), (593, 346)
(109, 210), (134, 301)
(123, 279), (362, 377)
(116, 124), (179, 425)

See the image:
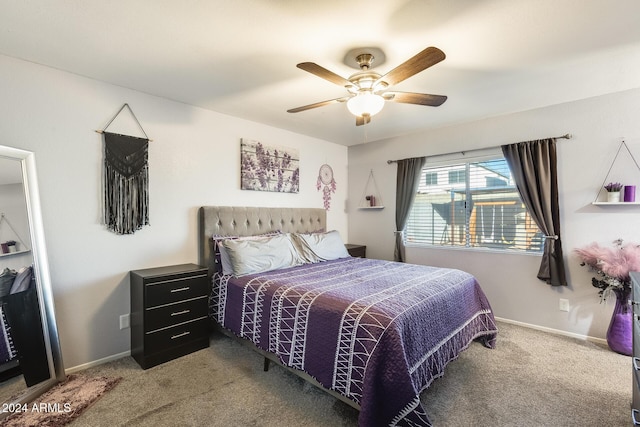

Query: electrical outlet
(119, 314), (130, 330)
(559, 298), (570, 312)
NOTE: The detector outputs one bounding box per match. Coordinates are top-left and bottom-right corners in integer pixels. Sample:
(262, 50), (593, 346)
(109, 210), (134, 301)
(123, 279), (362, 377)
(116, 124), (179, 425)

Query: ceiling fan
(287, 46), (447, 126)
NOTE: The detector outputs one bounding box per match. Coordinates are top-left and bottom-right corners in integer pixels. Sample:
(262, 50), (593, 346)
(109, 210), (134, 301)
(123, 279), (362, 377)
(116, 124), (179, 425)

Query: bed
(198, 206), (497, 427)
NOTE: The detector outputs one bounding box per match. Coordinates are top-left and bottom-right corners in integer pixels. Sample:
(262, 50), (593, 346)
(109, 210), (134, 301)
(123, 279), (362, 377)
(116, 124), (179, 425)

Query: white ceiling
(1, 0), (640, 146)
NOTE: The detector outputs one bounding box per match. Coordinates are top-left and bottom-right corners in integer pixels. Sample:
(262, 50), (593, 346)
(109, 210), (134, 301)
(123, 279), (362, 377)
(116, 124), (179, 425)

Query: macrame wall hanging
(96, 104), (151, 235)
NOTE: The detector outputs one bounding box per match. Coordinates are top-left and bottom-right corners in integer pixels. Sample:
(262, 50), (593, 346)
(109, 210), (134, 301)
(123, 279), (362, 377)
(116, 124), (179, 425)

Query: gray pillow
(0, 268), (16, 298)
(212, 231), (282, 275)
(211, 230), (282, 276)
(10, 266), (32, 294)
(220, 233), (305, 277)
(292, 230), (350, 262)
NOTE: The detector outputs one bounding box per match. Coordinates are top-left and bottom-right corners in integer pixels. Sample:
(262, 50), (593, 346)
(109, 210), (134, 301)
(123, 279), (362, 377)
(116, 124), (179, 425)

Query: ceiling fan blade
(355, 114), (371, 126)
(375, 47), (445, 88)
(297, 62), (353, 87)
(287, 97), (349, 113)
(384, 91), (447, 106)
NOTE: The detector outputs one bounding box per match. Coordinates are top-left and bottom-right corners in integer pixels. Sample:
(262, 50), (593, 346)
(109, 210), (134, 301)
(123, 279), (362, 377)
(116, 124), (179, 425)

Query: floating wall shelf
(358, 170), (384, 210)
(0, 250), (30, 258)
(0, 213), (30, 255)
(592, 140), (640, 206)
(592, 202), (640, 206)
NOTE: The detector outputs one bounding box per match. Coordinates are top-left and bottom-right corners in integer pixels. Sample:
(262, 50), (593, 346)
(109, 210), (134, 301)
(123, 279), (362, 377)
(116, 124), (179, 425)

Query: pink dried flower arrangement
(574, 239), (640, 303)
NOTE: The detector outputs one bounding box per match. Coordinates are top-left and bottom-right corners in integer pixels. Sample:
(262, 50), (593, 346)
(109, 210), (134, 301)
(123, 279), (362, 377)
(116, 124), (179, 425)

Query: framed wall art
(240, 138), (300, 193)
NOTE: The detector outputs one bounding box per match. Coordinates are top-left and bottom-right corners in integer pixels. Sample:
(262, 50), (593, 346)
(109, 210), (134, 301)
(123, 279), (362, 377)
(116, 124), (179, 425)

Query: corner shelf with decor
(592, 140), (640, 206)
(358, 170), (384, 210)
(0, 213), (30, 258)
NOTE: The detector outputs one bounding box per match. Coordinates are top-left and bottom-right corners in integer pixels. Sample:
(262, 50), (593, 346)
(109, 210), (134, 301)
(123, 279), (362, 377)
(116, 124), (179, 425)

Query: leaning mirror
(0, 145), (64, 412)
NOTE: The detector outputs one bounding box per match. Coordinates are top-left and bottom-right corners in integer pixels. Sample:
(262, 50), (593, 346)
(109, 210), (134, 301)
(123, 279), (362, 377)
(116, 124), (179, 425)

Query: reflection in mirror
(0, 146), (64, 412)
(0, 157), (32, 398)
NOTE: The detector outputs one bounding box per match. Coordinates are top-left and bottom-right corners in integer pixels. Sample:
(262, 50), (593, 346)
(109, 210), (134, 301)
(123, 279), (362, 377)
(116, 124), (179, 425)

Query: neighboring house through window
(405, 157), (543, 253)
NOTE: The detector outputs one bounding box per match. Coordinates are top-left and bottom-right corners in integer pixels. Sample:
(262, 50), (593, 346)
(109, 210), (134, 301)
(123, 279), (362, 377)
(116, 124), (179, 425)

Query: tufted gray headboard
(197, 206), (326, 277)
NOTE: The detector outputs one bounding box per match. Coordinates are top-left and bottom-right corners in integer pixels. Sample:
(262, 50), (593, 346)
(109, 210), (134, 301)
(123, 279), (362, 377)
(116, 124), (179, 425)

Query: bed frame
(197, 206), (361, 410)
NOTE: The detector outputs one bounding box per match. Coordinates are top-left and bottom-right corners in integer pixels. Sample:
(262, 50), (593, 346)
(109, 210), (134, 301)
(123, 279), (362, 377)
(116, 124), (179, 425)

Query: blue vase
(606, 288), (632, 356)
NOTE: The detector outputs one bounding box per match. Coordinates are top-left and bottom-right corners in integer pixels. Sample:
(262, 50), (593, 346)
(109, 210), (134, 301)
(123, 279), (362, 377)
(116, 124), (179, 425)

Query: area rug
(0, 374), (121, 427)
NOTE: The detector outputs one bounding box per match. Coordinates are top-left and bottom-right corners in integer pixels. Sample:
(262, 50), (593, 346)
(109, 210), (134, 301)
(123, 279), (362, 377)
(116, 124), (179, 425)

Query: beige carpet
(67, 321), (629, 426)
(1, 374), (121, 427)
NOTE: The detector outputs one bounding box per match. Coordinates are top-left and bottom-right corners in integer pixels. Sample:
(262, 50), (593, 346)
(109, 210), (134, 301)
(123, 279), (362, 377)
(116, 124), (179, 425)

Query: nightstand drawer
(145, 296), (208, 332)
(144, 317), (209, 354)
(145, 274), (208, 307)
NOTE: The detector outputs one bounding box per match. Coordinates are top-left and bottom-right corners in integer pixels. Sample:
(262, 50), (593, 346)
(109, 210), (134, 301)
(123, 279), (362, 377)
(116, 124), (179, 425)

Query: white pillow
(292, 230), (350, 263)
(220, 233), (304, 276)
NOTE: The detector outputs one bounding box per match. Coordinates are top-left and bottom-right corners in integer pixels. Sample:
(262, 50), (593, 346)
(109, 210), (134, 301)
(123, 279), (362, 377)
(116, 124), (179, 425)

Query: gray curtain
(394, 157), (426, 262)
(501, 139), (567, 286)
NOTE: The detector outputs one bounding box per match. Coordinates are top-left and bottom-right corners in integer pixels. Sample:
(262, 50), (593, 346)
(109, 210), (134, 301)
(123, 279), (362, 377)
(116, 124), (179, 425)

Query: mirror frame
(0, 145), (64, 404)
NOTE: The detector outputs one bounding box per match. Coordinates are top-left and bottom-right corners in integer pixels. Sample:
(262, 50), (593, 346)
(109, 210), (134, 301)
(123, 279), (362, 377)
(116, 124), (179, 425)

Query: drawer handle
(633, 409), (640, 425)
(171, 331), (190, 340)
(171, 310), (190, 317)
(170, 287), (190, 293)
(634, 357), (640, 372)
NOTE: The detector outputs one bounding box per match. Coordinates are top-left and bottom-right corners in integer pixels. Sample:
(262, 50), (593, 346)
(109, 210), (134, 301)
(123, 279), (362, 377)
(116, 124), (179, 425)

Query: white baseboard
(65, 350), (131, 375)
(495, 316), (608, 346)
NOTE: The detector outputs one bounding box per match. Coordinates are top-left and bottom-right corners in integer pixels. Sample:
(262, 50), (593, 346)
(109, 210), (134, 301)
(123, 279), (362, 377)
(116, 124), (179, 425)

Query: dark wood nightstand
(130, 263), (209, 369)
(345, 244), (366, 258)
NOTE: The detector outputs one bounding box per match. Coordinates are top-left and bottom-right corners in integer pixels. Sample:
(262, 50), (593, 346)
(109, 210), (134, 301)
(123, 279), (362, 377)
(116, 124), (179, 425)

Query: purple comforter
(210, 257), (497, 426)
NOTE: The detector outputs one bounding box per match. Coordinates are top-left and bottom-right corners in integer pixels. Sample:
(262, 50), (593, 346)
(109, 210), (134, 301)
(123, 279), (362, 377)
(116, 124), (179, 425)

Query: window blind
(405, 158), (543, 253)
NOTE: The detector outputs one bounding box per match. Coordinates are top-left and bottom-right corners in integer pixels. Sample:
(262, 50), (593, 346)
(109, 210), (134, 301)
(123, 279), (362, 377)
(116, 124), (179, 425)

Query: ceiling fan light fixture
(347, 93), (385, 117)
(288, 46), (447, 126)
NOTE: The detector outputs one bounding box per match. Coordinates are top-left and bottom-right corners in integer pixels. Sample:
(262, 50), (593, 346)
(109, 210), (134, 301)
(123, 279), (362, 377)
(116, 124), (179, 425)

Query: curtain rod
(386, 133), (572, 164)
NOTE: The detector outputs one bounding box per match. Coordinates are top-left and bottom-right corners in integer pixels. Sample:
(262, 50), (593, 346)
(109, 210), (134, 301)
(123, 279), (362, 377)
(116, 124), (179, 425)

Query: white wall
(348, 87), (640, 341)
(0, 54), (349, 369)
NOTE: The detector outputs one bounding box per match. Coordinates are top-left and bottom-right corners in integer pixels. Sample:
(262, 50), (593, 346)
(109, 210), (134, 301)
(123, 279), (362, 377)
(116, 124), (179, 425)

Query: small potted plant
(604, 182), (623, 202)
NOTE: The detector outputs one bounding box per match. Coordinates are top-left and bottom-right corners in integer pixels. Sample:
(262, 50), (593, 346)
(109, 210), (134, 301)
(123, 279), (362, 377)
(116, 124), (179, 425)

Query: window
(447, 169), (465, 184)
(405, 158), (543, 253)
(425, 172), (438, 185)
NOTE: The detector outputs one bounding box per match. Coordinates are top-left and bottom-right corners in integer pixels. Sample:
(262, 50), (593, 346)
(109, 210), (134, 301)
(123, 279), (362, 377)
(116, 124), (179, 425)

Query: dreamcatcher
(317, 164), (337, 210)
